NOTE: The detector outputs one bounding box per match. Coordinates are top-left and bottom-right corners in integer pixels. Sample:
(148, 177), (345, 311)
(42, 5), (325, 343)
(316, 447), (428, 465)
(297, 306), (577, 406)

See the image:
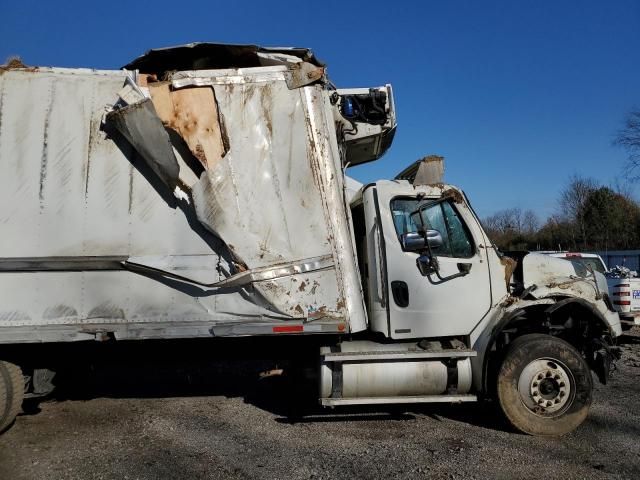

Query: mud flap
(591, 342), (622, 385)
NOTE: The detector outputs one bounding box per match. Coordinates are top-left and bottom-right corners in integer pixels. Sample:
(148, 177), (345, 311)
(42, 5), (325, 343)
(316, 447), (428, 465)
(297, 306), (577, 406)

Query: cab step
(321, 394), (477, 406)
(321, 348), (476, 362)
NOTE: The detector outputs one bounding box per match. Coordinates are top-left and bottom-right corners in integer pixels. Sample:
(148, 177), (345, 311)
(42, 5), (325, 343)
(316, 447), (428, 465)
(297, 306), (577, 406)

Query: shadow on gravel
(14, 337), (514, 434)
(618, 334), (640, 345)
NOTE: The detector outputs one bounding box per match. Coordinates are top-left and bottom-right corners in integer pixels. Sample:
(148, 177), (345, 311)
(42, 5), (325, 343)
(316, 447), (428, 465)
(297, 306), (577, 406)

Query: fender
(474, 296), (618, 394)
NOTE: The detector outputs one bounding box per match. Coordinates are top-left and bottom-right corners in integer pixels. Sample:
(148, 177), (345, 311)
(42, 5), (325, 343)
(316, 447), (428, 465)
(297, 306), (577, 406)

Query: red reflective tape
(613, 291), (630, 296)
(272, 325), (304, 333)
(614, 300), (631, 306)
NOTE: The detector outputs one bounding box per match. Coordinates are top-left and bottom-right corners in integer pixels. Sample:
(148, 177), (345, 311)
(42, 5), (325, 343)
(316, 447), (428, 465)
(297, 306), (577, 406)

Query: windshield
(567, 257), (607, 276)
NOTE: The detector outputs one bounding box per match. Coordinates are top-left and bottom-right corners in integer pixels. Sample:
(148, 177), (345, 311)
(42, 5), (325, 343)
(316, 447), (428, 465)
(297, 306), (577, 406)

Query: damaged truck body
(0, 43), (621, 436)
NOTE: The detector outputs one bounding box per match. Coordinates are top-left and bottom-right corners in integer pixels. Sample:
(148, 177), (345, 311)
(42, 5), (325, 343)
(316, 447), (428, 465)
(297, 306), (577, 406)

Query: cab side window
(441, 202), (473, 258)
(391, 198), (474, 258)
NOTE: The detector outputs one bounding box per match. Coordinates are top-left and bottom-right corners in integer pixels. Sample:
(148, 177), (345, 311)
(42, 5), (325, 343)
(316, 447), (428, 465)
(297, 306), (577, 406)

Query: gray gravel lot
(1, 330), (639, 480)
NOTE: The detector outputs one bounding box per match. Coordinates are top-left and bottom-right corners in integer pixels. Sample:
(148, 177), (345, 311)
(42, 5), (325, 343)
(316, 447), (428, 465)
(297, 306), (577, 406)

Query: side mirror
(399, 230), (444, 252)
(424, 229), (443, 249)
(400, 232), (426, 251)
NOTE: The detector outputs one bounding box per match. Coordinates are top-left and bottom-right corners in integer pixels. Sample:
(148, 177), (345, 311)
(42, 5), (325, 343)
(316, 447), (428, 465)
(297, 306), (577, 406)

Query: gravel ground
(1, 330), (639, 480)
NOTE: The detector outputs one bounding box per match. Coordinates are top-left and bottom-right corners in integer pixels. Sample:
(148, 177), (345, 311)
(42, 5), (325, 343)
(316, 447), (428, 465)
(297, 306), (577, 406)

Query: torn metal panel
(187, 78), (354, 322)
(106, 98), (180, 190)
(124, 254), (334, 289)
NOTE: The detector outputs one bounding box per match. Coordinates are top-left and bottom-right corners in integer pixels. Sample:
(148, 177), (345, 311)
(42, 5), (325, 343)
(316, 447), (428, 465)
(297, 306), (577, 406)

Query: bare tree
(522, 210), (540, 235)
(615, 109), (640, 178)
(559, 175), (597, 249)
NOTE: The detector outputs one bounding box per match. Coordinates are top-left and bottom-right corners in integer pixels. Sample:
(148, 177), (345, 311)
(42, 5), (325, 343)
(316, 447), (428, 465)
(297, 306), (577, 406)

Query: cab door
(370, 183), (492, 340)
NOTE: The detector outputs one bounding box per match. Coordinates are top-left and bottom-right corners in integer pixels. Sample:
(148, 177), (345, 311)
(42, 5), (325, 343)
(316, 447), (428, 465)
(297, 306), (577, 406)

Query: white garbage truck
(0, 43), (622, 436)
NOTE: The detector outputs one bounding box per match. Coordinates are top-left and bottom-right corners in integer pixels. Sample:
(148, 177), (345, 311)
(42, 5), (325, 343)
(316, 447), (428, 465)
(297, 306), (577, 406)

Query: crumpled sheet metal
(189, 80), (346, 320)
(106, 98), (181, 189)
(107, 66), (365, 328)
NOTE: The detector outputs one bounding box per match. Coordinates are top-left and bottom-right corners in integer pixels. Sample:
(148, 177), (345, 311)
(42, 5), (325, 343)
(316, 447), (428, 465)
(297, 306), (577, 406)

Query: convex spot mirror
(400, 229), (444, 252)
(417, 254), (439, 276)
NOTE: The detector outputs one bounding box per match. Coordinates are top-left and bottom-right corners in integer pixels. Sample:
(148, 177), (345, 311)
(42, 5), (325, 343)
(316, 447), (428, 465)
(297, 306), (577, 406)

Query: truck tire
(0, 361), (24, 433)
(497, 333), (592, 436)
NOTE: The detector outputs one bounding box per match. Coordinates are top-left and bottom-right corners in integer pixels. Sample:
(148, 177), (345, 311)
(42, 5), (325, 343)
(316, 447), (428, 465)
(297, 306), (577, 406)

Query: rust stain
(39, 81), (56, 208)
(546, 279), (579, 290)
(3, 57), (26, 69)
(260, 84), (273, 138)
(242, 84), (257, 108)
(298, 281), (307, 292)
(233, 261), (248, 272)
(310, 281), (320, 295)
(308, 306), (328, 319)
(336, 298), (346, 310)
(194, 143), (207, 165)
(218, 111), (230, 154)
(294, 304), (304, 315)
(500, 296), (518, 308)
(227, 244), (248, 272)
(441, 188), (464, 204)
(0, 57), (38, 75)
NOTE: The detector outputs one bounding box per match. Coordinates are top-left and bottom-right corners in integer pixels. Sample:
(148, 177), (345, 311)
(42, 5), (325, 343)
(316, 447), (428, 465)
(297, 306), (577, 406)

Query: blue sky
(1, 1), (638, 219)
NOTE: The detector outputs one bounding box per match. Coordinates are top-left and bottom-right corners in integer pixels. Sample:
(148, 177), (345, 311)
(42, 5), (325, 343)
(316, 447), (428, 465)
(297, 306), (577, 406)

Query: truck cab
(322, 168), (623, 435)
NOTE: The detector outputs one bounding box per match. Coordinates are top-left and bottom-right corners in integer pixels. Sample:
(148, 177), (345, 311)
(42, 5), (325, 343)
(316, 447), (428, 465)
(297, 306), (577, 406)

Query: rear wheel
(0, 360), (24, 433)
(497, 334), (592, 436)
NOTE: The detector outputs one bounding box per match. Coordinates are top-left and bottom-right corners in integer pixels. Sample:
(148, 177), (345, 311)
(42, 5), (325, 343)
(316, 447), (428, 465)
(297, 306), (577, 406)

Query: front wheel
(497, 334), (593, 436)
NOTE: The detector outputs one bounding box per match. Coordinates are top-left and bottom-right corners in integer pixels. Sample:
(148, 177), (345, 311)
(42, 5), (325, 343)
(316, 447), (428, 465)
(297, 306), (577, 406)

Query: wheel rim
(517, 358), (575, 417)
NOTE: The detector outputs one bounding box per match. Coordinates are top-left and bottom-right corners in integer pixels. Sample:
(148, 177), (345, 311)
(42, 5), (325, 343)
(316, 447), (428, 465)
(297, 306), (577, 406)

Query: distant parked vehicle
(546, 252), (640, 330)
